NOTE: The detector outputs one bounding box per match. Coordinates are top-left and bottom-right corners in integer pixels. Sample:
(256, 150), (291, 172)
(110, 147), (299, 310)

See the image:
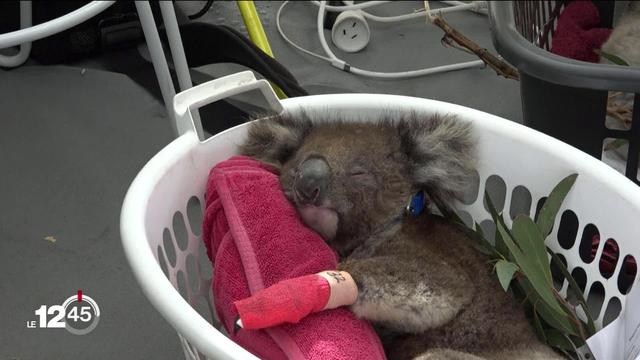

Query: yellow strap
(237, 1), (288, 99)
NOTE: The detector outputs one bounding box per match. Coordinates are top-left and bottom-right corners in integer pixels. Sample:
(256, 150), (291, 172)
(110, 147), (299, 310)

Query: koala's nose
(294, 157), (329, 205)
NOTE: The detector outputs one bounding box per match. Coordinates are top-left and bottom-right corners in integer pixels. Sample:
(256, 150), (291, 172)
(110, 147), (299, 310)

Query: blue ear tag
(406, 191), (426, 217)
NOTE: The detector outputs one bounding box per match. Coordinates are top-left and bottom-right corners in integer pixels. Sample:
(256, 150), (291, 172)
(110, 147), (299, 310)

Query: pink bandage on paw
(234, 274), (331, 330)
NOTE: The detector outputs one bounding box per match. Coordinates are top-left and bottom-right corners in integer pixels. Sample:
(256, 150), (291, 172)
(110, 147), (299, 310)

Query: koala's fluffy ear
(397, 114), (476, 207)
(240, 113), (312, 167)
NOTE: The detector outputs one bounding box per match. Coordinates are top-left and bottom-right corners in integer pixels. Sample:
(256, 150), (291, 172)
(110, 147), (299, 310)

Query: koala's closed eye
(349, 166), (368, 176)
(348, 166), (377, 185)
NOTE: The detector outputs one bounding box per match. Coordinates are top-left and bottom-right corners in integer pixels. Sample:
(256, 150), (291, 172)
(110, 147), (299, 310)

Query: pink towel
(202, 155), (386, 360)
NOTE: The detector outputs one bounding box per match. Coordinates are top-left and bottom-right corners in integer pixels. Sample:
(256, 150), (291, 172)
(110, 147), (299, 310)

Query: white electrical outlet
(331, 10), (370, 53)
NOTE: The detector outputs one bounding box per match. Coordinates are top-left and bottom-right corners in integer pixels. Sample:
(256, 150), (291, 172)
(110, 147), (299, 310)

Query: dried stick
(431, 16), (520, 80)
(421, 2), (520, 80)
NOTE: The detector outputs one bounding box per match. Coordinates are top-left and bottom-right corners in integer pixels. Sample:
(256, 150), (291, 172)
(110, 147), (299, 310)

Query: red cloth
(591, 235), (637, 277)
(235, 274), (331, 330)
(550, 1), (612, 63)
(202, 155), (386, 360)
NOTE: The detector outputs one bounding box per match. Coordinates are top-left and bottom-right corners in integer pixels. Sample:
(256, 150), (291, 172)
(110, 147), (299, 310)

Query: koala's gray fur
(601, 2), (640, 66)
(240, 112), (562, 360)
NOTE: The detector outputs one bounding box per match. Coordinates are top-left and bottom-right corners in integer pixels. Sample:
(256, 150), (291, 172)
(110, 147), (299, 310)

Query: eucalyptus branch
(553, 289), (587, 341)
(547, 249), (596, 335)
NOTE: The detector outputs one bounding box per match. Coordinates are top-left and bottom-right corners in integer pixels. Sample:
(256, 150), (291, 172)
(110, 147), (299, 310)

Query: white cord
(276, 1), (332, 61)
(277, 0), (486, 79)
(360, 10), (428, 23)
(317, 1), (340, 62)
(348, 60), (485, 79)
(309, 1), (487, 22)
(358, 2), (485, 23)
(319, 1), (484, 79)
(310, 1), (392, 11)
(440, 0), (488, 15)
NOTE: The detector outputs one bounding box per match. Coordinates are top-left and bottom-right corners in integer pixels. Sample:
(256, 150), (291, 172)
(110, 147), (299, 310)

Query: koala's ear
(397, 114), (476, 207)
(240, 113), (312, 167)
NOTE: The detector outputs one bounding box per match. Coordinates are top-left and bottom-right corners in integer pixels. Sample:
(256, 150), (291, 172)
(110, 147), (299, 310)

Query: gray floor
(0, 2), (521, 359)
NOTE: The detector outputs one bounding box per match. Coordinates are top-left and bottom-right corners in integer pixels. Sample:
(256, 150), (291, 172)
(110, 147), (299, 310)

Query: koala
(240, 111), (562, 360)
(600, 1), (640, 66)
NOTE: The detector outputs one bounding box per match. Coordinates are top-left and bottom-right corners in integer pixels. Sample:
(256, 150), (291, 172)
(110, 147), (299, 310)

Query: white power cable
(348, 59), (485, 79)
(276, 1), (332, 61)
(317, 1), (340, 63)
(360, 2), (485, 22)
(317, 1), (484, 79)
(277, 0), (485, 79)
(441, 0), (488, 15)
(310, 1), (392, 11)
(276, 1), (486, 63)
(309, 1), (487, 22)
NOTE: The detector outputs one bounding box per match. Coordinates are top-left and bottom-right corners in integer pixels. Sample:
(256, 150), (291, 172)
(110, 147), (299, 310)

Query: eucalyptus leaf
(533, 308), (547, 342)
(472, 222), (501, 257)
(555, 297), (589, 342)
(536, 174), (578, 238)
(512, 215), (553, 284)
(518, 277), (576, 335)
(484, 190), (502, 222)
(546, 329), (576, 351)
(547, 249), (596, 336)
(494, 223), (510, 260)
(465, 174), (589, 348)
(496, 221), (565, 315)
(448, 208), (465, 226)
(469, 239), (496, 257)
(569, 333), (586, 348)
(474, 221), (487, 241)
(595, 49), (630, 66)
(495, 260), (519, 291)
(433, 201), (496, 257)
(535, 296), (577, 336)
(484, 190), (515, 247)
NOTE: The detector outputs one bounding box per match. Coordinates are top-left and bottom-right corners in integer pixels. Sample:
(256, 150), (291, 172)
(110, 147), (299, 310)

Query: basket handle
(173, 70), (284, 138)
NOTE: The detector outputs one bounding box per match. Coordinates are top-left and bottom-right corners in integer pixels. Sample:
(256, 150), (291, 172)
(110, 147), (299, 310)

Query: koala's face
(240, 113), (475, 257)
(278, 123), (414, 256)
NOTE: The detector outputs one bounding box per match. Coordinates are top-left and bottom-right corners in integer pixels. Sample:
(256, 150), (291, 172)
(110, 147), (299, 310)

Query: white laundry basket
(120, 71), (640, 359)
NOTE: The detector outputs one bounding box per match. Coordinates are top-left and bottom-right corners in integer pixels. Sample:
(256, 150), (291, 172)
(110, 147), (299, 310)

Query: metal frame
(0, 0), (201, 138)
(0, 1), (32, 67)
